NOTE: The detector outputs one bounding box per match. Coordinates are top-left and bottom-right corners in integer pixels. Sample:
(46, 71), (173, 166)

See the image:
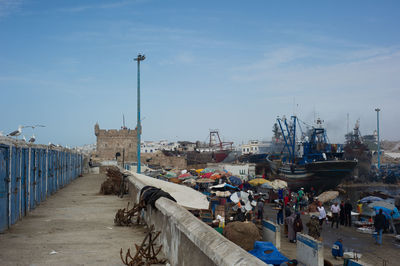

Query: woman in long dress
(286, 213), (296, 243)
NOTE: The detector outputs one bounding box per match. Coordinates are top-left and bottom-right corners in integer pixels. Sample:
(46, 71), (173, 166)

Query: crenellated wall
(94, 123), (137, 162)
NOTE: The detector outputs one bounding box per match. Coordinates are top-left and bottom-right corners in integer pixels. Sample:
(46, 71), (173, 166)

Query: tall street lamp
(375, 108), (381, 171)
(134, 54), (145, 173)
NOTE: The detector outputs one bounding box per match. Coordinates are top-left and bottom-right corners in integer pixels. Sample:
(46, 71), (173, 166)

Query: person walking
(293, 213), (303, 242)
(317, 202), (327, 226)
(389, 211), (397, 234)
(284, 203), (292, 236)
(286, 213), (296, 243)
(331, 202), (340, 229)
(344, 199), (353, 227)
(277, 200), (284, 225)
(284, 194), (290, 207)
(374, 209), (386, 245)
(339, 201), (345, 225)
(306, 215), (321, 240)
(278, 188), (284, 201)
(297, 188), (304, 210)
(257, 199), (264, 221)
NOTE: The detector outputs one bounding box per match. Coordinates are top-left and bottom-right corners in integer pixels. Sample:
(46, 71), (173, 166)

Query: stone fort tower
(94, 123), (137, 162)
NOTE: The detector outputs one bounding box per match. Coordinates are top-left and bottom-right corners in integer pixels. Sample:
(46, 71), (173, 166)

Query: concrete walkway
(0, 173), (147, 266)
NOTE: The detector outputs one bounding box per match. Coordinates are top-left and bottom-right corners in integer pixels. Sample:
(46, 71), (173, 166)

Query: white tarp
(385, 152), (400, 159)
(270, 179), (288, 190)
(129, 171), (209, 210)
(317, 191), (339, 203)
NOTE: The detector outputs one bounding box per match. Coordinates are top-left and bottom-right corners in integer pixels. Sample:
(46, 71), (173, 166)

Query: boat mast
(277, 116), (297, 163)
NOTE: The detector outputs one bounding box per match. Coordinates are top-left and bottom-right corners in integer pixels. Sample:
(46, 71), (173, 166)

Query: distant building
(177, 141), (196, 152)
(141, 140), (179, 153)
(94, 123), (137, 162)
(241, 140), (271, 155)
(363, 130), (378, 150)
(207, 162), (256, 180)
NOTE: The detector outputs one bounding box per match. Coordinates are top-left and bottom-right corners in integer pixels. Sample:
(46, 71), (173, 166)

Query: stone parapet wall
(127, 173), (264, 266)
(141, 151), (187, 169)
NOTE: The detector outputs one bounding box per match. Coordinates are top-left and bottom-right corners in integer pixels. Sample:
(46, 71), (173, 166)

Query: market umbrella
(211, 191), (232, 197)
(210, 183), (239, 191)
(201, 168), (216, 174)
(360, 196), (383, 203)
(210, 173), (222, 180)
(165, 171), (178, 178)
(368, 201), (396, 210)
(248, 178), (268, 186)
(196, 178), (214, 183)
(370, 204), (400, 219)
(195, 169), (204, 174)
(201, 172), (213, 179)
(189, 169), (198, 176)
(178, 173), (192, 179)
(229, 176), (242, 186)
(182, 178), (196, 186)
(169, 178), (182, 184)
(260, 181), (273, 189)
(230, 191), (252, 211)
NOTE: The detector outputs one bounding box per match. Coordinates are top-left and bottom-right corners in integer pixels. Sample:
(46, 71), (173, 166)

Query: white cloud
(227, 43), (400, 141)
(57, 0), (147, 13)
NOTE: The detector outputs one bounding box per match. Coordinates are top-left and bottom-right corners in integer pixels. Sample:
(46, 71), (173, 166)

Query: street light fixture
(134, 54), (145, 173)
(375, 108), (381, 171)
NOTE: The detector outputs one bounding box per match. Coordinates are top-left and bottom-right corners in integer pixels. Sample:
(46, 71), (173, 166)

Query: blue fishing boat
(267, 116), (357, 192)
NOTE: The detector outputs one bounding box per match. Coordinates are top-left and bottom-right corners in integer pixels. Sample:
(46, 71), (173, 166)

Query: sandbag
(223, 221), (261, 251)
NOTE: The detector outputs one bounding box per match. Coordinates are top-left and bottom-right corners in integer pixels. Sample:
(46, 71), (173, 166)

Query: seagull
(24, 124), (45, 129)
(23, 135), (27, 142)
(28, 134), (36, 143)
(7, 125), (23, 138)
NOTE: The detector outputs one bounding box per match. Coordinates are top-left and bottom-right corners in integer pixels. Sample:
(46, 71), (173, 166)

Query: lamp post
(134, 54), (145, 173)
(375, 108), (381, 170)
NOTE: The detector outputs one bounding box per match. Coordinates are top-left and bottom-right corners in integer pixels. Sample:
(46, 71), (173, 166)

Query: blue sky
(1, 0), (399, 146)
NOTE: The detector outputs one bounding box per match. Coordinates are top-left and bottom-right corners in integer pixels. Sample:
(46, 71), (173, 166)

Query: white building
(207, 163), (256, 180)
(141, 140), (179, 153)
(241, 140), (271, 155)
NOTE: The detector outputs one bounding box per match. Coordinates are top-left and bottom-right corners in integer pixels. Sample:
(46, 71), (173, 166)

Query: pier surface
(265, 205), (400, 265)
(0, 173), (146, 266)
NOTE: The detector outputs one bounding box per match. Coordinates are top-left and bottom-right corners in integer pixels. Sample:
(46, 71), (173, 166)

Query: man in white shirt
(317, 202), (327, 226)
(331, 202), (340, 229)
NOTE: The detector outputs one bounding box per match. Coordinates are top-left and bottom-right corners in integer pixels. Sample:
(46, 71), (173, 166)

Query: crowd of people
(264, 186), (397, 262)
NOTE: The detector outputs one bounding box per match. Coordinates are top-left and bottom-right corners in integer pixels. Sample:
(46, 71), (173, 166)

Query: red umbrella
(178, 173), (192, 179)
(201, 172), (213, 179)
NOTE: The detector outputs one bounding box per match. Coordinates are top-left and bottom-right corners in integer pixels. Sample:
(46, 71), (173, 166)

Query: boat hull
(272, 160), (357, 192)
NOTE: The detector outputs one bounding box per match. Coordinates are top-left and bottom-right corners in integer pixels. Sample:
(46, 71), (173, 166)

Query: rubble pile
(100, 166), (123, 195)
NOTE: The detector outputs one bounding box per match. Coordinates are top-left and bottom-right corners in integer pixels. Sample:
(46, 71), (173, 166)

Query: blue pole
(375, 108), (381, 170)
(291, 116), (297, 163)
(135, 54), (145, 173)
(137, 59), (141, 173)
